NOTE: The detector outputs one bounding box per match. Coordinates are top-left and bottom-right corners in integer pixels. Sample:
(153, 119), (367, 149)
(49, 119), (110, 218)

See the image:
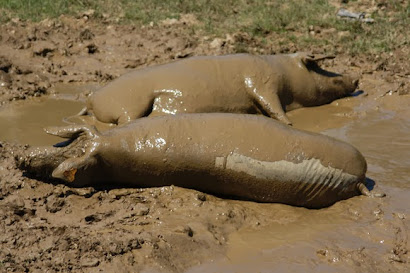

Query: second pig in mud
(21, 114), (376, 208)
(82, 53), (359, 125)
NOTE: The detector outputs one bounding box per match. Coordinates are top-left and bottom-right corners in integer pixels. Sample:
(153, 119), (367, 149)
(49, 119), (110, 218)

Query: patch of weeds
(0, 8), (8, 23)
(233, 42), (249, 54)
(0, 0), (101, 21)
(288, 35), (298, 43)
(0, 0), (407, 55)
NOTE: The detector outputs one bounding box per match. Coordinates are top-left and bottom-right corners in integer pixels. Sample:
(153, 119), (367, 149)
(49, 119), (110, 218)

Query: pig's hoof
(358, 183), (386, 198)
(371, 191), (386, 198)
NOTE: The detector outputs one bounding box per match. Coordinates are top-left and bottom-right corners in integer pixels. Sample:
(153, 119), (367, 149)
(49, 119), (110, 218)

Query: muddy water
(0, 97), (84, 146)
(0, 84), (105, 146)
(189, 95), (410, 272)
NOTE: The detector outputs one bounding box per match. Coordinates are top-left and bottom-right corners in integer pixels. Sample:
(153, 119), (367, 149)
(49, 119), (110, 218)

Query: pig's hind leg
(116, 96), (157, 125)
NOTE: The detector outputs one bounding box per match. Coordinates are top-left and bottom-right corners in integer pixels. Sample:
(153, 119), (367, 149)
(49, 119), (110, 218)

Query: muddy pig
(81, 53), (359, 125)
(21, 113), (381, 208)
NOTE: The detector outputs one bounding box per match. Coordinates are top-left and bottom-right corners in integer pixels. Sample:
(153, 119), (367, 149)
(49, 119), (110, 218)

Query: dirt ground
(0, 5), (409, 273)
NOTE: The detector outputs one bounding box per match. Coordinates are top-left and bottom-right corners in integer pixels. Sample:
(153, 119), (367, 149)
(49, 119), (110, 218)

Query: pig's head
(294, 53), (360, 107)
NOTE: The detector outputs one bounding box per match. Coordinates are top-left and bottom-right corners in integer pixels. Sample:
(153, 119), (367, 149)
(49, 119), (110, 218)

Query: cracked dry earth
(0, 11), (409, 273)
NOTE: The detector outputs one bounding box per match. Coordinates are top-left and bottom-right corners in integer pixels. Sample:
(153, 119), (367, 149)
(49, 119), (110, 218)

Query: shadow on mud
(365, 177), (376, 191)
(350, 90), (365, 97)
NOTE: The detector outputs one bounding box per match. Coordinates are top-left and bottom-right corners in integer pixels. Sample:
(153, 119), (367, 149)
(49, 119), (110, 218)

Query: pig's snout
(352, 78), (359, 89)
(333, 74), (359, 95)
(350, 76), (359, 93)
(346, 74), (360, 93)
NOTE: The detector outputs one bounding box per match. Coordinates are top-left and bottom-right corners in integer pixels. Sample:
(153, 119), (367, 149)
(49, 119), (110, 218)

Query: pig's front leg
(248, 82), (292, 125)
(45, 125), (100, 182)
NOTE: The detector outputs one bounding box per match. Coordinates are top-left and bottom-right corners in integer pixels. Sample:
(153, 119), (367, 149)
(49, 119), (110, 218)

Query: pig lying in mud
(81, 53), (359, 125)
(20, 113), (380, 209)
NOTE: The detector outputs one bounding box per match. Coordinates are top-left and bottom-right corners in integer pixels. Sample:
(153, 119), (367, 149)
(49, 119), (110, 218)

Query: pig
(20, 113), (384, 209)
(80, 53), (359, 125)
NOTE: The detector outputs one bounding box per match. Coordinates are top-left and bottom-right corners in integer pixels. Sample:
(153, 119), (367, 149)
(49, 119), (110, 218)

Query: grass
(0, 0), (408, 55)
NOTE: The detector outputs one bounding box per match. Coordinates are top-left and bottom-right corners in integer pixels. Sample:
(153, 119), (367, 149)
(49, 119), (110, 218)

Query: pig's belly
(150, 91), (257, 116)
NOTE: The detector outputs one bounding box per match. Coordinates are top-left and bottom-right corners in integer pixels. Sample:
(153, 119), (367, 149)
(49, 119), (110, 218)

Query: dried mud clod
(0, 54), (51, 104)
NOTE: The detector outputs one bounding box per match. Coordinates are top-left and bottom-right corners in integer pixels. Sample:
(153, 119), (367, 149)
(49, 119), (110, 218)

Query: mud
(0, 9), (409, 273)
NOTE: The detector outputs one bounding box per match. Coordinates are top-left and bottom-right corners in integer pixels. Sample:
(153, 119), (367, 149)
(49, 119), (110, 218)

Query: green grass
(0, 0), (94, 21)
(0, 0), (408, 55)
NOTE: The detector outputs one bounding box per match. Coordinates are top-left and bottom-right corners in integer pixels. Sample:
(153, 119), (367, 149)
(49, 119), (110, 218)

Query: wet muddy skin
(83, 53), (358, 125)
(22, 113), (370, 209)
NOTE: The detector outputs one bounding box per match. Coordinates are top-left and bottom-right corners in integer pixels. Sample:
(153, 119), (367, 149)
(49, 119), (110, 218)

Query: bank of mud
(0, 11), (409, 273)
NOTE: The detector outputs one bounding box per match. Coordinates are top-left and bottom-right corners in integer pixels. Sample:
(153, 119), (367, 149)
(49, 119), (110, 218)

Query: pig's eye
(332, 78), (343, 85)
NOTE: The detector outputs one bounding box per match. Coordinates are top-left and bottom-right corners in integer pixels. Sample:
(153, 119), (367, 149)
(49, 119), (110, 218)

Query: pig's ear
(301, 53), (335, 65)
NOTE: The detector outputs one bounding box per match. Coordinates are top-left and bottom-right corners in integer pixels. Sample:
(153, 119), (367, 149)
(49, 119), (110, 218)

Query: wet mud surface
(0, 11), (409, 273)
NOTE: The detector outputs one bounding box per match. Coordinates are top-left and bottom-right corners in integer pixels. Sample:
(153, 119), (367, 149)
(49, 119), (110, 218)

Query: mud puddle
(0, 89), (85, 146)
(0, 83), (106, 146)
(325, 109), (410, 189)
(287, 95), (361, 133)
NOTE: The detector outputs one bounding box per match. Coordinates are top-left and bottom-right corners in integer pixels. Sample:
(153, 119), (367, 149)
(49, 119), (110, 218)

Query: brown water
(0, 84), (103, 146)
(0, 97), (84, 146)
